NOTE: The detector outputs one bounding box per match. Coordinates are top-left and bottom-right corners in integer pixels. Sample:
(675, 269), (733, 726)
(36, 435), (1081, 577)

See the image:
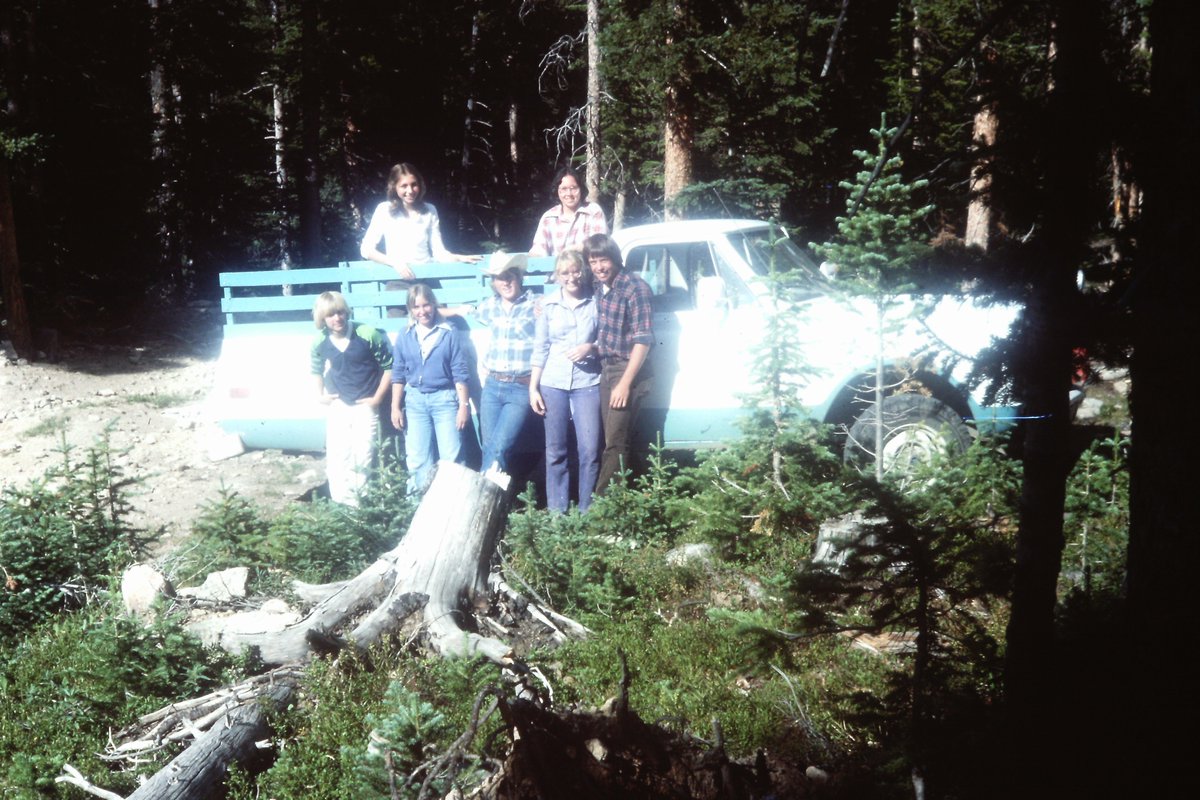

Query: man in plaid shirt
(582, 233), (655, 493)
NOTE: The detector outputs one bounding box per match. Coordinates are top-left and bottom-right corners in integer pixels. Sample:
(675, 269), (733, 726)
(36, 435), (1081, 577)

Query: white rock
(206, 430), (245, 461)
(1075, 397), (1106, 421)
(665, 542), (714, 568)
(178, 567), (250, 602)
(121, 564), (175, 617)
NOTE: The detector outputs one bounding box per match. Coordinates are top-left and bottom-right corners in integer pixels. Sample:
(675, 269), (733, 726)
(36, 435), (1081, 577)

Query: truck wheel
(844, 394), (973, 476)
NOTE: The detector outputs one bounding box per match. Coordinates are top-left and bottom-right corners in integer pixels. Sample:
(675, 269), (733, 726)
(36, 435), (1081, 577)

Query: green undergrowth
(228, 648), (504, 800)
(0, 415), (1132, 797)
(166, 457), (416, 590)
(1, 436), (151, 641)
(1, 598), (246, 797)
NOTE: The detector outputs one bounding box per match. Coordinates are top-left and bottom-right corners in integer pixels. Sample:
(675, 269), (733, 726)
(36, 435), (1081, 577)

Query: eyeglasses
(491, 272), (521, 282)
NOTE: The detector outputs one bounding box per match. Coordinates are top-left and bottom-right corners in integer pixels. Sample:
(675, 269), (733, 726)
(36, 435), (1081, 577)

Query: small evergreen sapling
(812, 118), (936, 481)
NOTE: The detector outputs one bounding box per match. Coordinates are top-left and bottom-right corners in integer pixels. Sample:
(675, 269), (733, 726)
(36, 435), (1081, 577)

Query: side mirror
(820, 261), (839, 279)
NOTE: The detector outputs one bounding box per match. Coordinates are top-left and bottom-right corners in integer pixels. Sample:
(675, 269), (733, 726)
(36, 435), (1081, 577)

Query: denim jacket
(391, 320), (469, 392)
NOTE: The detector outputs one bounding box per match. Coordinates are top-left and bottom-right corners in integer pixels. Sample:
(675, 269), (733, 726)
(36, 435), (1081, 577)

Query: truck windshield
(726, 229), (825, 288)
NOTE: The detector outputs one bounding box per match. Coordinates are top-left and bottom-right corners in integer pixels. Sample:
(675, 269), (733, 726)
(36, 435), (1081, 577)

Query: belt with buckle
(490, 372), (531, 386)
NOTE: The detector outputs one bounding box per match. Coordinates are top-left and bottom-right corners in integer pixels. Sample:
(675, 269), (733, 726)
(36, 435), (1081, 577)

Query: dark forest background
(4, 0), (1133, 327)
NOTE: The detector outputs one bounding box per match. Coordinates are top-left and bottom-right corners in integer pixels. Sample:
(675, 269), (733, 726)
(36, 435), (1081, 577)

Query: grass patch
(21, 413), (70, 438)
(126, 391), (193, 408)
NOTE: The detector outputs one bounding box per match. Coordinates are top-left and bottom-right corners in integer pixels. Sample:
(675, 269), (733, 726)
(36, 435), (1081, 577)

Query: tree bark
(194, 462), (514, 665)
(269, 0), (292, 285)
(459, 1), (482, 232)
(297, 0), (322, 266)
(1128, 1), (1200, 792)
(585, 0), (601, 203)
(1004, 0), (1100, 786)
(124, 681), (296, 800)
(963, 100), (996, 250)
(0, 5), (34, 359)
(663, 0), (693, 220)
(0, 158), (33, 359)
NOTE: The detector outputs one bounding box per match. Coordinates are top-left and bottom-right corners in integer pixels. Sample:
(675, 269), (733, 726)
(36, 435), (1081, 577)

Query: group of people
(310, 163), (653, 512)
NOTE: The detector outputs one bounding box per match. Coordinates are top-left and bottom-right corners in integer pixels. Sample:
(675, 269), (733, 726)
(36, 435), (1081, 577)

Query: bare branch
(54, 765), (125, 800)
(821, 0), (851, 78)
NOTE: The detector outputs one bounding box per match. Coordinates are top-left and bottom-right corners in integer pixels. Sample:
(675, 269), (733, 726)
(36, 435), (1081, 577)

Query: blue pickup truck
(208, 219), (1022, 467)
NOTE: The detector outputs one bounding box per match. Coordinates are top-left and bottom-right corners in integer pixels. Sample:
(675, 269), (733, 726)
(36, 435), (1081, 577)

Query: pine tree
(813, 119), (934, 481)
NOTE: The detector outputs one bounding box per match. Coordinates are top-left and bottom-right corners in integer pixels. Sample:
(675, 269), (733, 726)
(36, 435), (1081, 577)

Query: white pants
(326, 401), (379, 506)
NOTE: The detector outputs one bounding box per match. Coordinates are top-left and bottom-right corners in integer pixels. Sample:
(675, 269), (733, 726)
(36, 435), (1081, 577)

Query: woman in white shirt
(360, 163), (478, 279)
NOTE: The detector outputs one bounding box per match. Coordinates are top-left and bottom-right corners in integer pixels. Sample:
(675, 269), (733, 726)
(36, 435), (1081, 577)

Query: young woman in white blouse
(360, 163), (478, 279)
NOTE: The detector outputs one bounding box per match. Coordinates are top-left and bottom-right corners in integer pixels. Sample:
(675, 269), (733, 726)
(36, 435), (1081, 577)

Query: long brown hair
(386, 163), (429, 216)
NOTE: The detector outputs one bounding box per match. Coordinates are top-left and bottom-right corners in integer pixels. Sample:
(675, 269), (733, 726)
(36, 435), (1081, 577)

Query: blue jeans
(480, 379), (534, 474)
(542, 385), (602, 512)
(404, 388), (461, 493)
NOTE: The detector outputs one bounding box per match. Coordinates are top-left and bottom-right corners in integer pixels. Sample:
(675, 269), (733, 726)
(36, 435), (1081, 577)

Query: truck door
(623, 241), (755, 447)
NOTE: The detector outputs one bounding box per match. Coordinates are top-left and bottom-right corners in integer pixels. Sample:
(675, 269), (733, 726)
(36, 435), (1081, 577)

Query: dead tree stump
(197, 461), (513, 663)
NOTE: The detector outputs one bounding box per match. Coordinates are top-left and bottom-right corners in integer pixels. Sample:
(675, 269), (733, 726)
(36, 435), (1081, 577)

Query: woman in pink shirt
(529, 167), (607, 257)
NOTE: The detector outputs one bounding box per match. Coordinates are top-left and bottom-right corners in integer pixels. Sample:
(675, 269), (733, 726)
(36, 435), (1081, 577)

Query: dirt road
(1, 306), (325, 550)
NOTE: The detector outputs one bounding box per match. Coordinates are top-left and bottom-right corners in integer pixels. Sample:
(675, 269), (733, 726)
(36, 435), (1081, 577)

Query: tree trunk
(193, 462), (513, 665)
(459, 1), (482, 233)
(270, 0), (292, 285)
(147, 0), (190, 294)
(298, 0), (322, 266)
(965, 38), (998, 250)
(99, 463), (596, 799)
(963, 101), (997, 250)
(124, 682), (296, 800)
(585, 0), (601, 204)
(1128, 1), (1200, 793)
(1004, 0), (1099, 786)
(0, 158), (33, 359)
(663, 0), (693, 220)
(0, 4), (34, 359)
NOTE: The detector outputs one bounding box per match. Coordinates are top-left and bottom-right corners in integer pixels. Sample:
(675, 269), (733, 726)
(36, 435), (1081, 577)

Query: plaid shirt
(596, 271), (654, 361)
(529, 202), (608, 256)
(477, 291), (537, 374)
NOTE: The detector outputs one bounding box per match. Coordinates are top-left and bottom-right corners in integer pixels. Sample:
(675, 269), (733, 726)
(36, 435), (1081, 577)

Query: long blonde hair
(405, 283), (440, 316)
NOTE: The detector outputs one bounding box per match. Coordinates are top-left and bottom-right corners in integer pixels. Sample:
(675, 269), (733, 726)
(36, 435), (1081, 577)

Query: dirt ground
(1, 303), (325, 551)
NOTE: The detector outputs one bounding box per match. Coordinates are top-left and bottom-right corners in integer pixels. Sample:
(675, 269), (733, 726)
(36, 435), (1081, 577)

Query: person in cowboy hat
(474, 252), (541, 477)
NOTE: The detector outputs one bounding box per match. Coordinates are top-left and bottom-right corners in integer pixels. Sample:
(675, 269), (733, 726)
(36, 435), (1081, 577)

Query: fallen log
(123, 681), (296, 800)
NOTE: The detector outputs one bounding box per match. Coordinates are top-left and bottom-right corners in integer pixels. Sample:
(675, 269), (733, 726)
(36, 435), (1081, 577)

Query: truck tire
(844, 394), (973, 476)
